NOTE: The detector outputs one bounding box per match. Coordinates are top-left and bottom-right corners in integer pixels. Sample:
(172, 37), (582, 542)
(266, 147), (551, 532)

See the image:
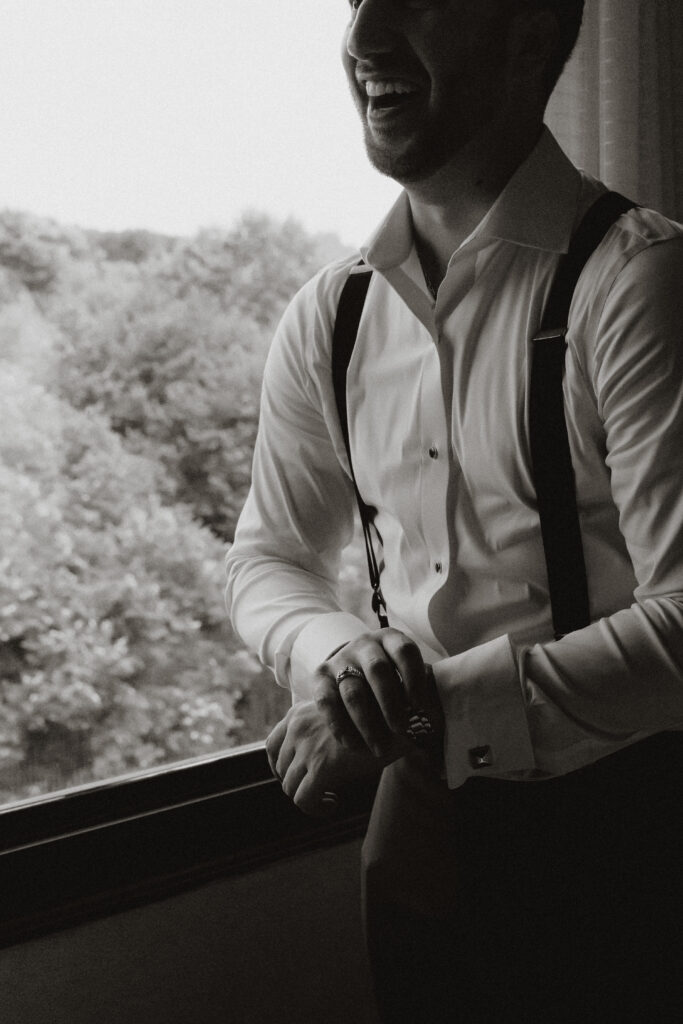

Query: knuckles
(355, 640), (385, 660)
(312, 680), (336, 707)
(363, 656), (395, 677)
(396, 640), (420, 658)
(388, 638), (422, 663)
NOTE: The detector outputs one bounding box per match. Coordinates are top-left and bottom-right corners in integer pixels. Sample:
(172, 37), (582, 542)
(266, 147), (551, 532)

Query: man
(226, 1), (683, 1020)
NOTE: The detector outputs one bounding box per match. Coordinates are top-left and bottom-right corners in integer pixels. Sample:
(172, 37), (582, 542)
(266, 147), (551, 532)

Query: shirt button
(435, 562), (443, 574)
(428, 446), (439, 459)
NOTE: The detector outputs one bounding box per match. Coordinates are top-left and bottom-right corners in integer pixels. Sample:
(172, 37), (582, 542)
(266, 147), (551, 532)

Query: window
(0, 3), (389, 946)
(1, 0), (679, 949)
(0, 1), (394, 812)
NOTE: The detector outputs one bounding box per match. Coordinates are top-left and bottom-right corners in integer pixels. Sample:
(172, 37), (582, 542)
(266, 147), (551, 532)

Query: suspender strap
(530, 191), (637, 639)
(332, 262), (389, 628)
(529, 338), (591, 639)
(332, 192), (637, 641)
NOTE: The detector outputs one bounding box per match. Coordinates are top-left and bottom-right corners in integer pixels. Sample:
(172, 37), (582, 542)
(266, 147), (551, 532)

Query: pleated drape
(546, 0), (683, 221)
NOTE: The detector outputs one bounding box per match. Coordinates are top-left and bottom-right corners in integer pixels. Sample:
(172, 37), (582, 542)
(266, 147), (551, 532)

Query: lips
(356, 75), (425, 126)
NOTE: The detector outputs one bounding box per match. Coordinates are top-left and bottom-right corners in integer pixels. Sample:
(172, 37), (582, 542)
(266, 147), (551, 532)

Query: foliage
(0, 208), (347, 803)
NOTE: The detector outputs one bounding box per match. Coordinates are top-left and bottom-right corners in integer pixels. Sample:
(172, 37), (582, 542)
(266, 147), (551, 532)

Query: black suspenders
(529, 190), (637, 636)
(331, 263), (388, 627)
(332, 191), (637, 639)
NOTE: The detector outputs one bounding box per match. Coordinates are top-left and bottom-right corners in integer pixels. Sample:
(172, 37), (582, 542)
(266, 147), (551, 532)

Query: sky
(0, 0), (402, 247)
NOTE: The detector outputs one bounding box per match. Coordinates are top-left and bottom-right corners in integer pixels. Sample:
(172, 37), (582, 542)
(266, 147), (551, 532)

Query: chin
(363, 128), (449, 184)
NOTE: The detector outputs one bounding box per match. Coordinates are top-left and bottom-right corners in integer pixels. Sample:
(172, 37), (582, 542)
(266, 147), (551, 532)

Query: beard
(357, 75), (504, 186)
(350, 15), (511, 186)
(361, 119), (463, 184)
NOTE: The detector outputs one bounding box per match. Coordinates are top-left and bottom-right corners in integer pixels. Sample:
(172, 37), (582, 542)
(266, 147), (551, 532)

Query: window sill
(0, 745), (377, 949)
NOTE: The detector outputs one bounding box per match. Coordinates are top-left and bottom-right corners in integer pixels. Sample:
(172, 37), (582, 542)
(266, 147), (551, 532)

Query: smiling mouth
(360, 80), (423, 119)
(365, 80), (418, 99)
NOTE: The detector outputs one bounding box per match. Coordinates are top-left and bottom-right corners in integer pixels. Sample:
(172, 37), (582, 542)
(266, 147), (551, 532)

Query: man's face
(342, 0), (513, 183)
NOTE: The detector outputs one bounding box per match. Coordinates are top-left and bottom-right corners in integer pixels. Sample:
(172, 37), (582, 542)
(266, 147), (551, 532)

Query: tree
(0, 365), (252, 801)
(0, 208), (350, 805)
(47, 210), (349, 541)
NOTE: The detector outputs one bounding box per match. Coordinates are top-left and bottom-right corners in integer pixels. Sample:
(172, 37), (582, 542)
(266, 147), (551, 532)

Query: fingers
(276, 750), (334, 818)
(314, 628), (428, 757)
(266, 702), (342, 815)
(361, 643), (410, 733)
(313, 662), (395, 757)
(381, 631), (433, 712)
(266, 712), (304, 786)
(266, 699), (382, 818)
(291, 770), (339, 819)
(268, 721), (335, 817)
(265, 719), (287, 779)
(312, 668), (362, 750)
(274, 730), (341, 819)
(336, 661), (396, 758)
(280, 756), (308, 802)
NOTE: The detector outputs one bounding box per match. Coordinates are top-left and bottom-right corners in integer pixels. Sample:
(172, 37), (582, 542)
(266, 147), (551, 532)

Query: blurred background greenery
(0, 209), (369, 805)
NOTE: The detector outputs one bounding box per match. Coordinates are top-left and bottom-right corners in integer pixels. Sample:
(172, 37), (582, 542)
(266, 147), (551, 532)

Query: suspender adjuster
(532, 327), (568, 342)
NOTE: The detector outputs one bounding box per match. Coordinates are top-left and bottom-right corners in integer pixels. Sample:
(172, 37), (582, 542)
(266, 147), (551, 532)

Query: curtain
(546, 0), (683, 221)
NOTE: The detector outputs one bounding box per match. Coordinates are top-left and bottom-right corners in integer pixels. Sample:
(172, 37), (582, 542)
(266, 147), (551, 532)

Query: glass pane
(0, 0), (393, 807)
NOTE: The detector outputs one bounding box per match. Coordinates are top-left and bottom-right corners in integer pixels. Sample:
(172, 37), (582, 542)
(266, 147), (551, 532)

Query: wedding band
(321, 791), (339, 806)
(335, 665), (365, 685)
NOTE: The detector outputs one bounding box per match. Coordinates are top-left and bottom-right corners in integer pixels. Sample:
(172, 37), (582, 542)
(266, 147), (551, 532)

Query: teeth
(364, 80), (418, 98)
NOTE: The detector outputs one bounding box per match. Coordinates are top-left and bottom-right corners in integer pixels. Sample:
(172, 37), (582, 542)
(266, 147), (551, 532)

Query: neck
(407, 119), (544, 288)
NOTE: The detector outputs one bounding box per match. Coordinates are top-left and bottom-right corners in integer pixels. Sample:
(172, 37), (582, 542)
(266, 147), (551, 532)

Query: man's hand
(265, 699), (399, 817)
(312, 627), (444, 759)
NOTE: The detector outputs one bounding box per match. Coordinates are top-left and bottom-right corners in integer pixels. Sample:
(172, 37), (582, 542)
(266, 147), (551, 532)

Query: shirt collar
(361, 127), (582, 272)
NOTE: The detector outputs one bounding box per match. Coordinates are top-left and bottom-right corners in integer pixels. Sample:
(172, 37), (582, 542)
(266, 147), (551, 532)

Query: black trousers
(362, 734), (683, 1024)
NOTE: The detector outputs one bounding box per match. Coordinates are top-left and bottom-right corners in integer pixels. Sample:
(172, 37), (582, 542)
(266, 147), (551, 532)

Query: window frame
(0, 744), (376, 950)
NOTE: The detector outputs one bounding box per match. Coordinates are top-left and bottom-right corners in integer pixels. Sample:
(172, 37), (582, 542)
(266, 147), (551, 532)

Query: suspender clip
(532, 327), (568, 343)
(372, 587), (389, 630)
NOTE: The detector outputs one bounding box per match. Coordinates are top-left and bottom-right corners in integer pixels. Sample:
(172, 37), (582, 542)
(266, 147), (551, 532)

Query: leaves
(0, 208), (347, 804)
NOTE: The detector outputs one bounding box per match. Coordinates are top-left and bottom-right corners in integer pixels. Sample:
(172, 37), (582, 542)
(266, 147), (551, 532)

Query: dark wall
(0, 839), (378, 1024)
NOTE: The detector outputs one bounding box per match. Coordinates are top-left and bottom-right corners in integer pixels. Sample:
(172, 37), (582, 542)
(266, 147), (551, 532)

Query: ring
(321, 791), (339, 806)
(335, 665), (365, 685)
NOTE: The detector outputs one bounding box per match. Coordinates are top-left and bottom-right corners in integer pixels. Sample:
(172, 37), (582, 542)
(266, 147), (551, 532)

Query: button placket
(419, 338), (449, 595)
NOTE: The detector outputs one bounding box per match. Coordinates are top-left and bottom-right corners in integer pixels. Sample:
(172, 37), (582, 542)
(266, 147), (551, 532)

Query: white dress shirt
(226, 128), (683, 789)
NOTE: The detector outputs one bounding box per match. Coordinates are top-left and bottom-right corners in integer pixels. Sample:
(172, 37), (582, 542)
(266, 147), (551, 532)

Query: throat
(415, 236), (446, 300)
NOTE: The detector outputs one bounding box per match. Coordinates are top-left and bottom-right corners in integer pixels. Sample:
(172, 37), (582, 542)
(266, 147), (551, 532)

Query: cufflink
(405, 709), (434, 743)
(469, 745), (493, 770)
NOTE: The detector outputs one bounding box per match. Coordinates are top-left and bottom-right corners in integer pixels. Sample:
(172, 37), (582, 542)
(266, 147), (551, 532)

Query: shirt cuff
(279, 611), (370, 700)
(432, 634), (536, 789)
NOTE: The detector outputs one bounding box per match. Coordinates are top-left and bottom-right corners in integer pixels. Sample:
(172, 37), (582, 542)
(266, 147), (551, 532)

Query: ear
(505, 8), (559, 90)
